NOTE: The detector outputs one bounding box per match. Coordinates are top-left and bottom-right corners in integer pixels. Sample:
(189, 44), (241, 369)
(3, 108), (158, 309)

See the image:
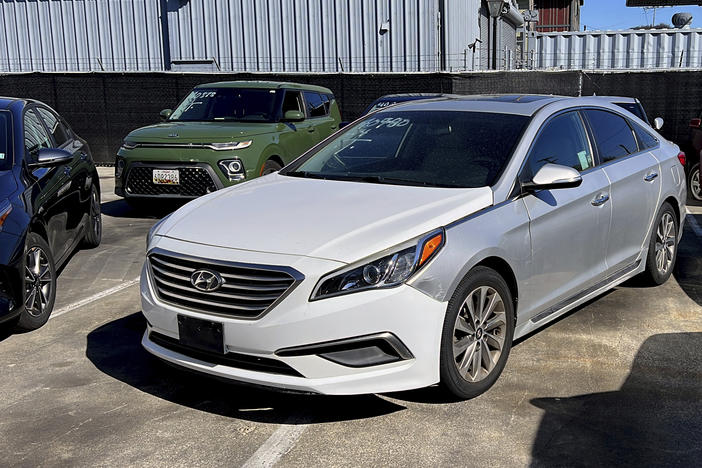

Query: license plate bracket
(153, 169), (180, 185)
(177, 315), (224, 354)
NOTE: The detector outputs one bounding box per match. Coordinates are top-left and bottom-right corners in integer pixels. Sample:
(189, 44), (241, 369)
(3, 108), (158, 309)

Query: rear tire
(82, 185), (102, 248)
(15, 233), (57, 331)
(641, 202), (678, 285)
(439, 266), (515, 399)
(689, 163), (701, 202)
(261, 159), (283, 176)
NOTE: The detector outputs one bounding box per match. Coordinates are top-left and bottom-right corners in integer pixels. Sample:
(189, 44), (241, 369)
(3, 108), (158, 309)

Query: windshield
(0, 112), (10, 171)
(169, 88), (280, 122)
(283, 111), (529, 188)
(614, 102), (649, 124)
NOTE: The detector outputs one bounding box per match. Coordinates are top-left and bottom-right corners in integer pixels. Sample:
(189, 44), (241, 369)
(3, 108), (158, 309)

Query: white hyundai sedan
(141, 95), (686, 398)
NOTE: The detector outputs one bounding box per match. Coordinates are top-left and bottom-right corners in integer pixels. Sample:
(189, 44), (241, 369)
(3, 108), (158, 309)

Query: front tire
(439, 266), (515, 399)
(641, 202), (678, 285)
(261, 159), (283, 176)
(16, 233), (57, 331)
(689, 164), (701, 202)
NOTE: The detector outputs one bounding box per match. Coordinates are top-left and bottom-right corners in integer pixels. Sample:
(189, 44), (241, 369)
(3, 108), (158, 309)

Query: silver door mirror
(653, 117), (664, 130)
(159, 109), (172, 121)
(523, 163), (582, 191)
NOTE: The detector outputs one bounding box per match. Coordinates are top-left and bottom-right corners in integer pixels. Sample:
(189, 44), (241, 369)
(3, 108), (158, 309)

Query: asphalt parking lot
(1, 167), (701, 467)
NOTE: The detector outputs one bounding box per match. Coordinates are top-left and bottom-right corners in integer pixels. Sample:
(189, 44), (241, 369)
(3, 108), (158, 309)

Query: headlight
(115, 158), (125, 178)
(310, 229), (445, 300)
(121, 140), (137, 150)
(210, 140), (252, 151)
(218, 158), (246, 181)
(146, 214), (171, 249)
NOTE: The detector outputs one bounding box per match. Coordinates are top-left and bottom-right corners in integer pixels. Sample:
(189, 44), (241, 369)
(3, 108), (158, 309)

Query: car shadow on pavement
(672, 216), (702, 307)
(101, 199), (183, 219)
(86, 312), (406, 423)
(529, 332), (702, 467)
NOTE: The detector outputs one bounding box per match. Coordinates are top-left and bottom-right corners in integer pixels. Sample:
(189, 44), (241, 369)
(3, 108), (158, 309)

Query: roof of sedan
(386, 94), (570, 116)
(195, 80), (333, 94)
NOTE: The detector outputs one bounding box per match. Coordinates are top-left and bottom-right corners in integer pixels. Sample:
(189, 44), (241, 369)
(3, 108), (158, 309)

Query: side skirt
(513, 259), (643, 340)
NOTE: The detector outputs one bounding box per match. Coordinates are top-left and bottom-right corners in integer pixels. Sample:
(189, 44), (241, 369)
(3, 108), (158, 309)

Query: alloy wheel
(655, 212), (676, 275)
(691, 168), (701, 201)
(452, 286), (507, 383)
(24, 247), (53, 317)
(91, 189), (102, 238)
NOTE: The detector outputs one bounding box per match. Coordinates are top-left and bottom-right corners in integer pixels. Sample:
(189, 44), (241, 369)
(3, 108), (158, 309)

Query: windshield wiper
(283, 171), (329, 180)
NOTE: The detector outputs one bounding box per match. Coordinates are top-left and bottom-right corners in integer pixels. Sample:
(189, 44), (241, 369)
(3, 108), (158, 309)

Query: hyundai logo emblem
(190, 269), (224, 292)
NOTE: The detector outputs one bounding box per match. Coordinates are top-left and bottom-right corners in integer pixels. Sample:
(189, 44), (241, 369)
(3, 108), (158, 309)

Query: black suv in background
(0, 98), (101, 331)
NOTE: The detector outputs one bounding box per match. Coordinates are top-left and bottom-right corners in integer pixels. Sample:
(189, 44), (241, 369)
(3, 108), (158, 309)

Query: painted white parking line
(241, 415), (311, 468)
(50, 277), (140, 320)
(686, 208), (702, 238)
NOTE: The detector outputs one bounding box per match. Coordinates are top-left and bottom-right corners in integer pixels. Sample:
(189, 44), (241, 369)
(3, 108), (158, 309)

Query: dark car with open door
(0, 98), (101, 331)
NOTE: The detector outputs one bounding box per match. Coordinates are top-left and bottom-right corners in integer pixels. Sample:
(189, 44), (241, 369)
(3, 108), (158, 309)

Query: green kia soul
(114, 81), (341, 201)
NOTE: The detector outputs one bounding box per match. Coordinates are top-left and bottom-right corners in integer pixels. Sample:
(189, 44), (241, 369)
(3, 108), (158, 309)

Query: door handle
(644, 172), (658, 182)
(591, 193), (610, 206)
(330, 125), (338, 130)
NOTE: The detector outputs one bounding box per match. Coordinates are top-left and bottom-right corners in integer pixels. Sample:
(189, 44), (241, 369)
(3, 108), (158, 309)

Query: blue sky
(581, 0), (702, 31)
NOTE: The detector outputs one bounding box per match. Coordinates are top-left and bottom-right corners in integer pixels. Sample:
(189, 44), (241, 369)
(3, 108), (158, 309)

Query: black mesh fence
(0, 70), (695, 163)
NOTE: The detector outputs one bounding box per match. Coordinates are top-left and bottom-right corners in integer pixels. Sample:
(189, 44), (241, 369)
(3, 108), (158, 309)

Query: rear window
(583, 110), (639, 162)
(614, 102), (648, 124)
(284, 111), (529, 188)
(0, 112), (10, 171)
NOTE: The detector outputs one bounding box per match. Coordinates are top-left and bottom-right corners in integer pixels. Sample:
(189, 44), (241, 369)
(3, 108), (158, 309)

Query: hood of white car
(158, 173), (493, 264)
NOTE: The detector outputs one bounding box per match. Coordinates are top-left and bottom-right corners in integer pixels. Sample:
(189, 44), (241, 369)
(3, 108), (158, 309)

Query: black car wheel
(16, 233), (56, 331)
(82, 185), (102, 248)
(689, 164), (701, 202)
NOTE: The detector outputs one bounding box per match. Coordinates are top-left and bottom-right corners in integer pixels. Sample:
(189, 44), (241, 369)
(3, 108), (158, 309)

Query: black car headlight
(218, 158), (246, 181)
(310, 229), (445, 300)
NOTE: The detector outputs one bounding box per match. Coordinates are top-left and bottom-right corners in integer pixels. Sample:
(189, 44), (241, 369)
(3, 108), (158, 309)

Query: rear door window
(36, 107), (71, 147)
(632, 122), (659, 150)
(584, 109), (639, 162)
(526, 111), (594, 177)
(24, 109), (51, 161)
(304, 92), (327, 117)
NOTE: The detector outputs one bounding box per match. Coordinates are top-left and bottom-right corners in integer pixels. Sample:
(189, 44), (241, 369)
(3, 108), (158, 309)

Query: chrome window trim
(146, 247), (305, 320)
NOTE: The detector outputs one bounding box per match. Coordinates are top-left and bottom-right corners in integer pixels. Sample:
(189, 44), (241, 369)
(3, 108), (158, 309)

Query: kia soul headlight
(311, 229), (445, 300)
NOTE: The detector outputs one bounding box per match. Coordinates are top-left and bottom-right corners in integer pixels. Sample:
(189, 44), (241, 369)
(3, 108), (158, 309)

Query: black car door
(35, 106), (88, 251)
(23, 107), (74, 262)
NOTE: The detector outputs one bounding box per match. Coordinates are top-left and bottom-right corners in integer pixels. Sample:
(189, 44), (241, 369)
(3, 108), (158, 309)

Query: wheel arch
(472, 256), (519, 319)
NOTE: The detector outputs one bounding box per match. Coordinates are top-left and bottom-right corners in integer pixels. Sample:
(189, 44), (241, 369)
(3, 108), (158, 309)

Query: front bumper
(140, 237), (447, 395)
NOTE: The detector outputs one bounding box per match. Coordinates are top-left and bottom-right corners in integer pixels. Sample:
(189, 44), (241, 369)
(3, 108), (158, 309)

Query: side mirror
(653, 117), (664, 131)
(159, 109), (172, 121)
(283, 110), (305, 122)
(29, 148), (74, 168)
(522, 163), (582, 192)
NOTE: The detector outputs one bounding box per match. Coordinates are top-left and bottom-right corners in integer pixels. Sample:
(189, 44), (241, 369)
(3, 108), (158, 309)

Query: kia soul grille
(148, 252), (299, 318)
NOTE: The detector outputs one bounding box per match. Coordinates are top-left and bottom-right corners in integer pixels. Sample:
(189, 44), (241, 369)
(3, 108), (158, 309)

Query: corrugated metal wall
(535, 29), (702, 70)
(166, 0), (446, 73)
(0, 0), (492, 73)
(0, 0), (164, 72)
